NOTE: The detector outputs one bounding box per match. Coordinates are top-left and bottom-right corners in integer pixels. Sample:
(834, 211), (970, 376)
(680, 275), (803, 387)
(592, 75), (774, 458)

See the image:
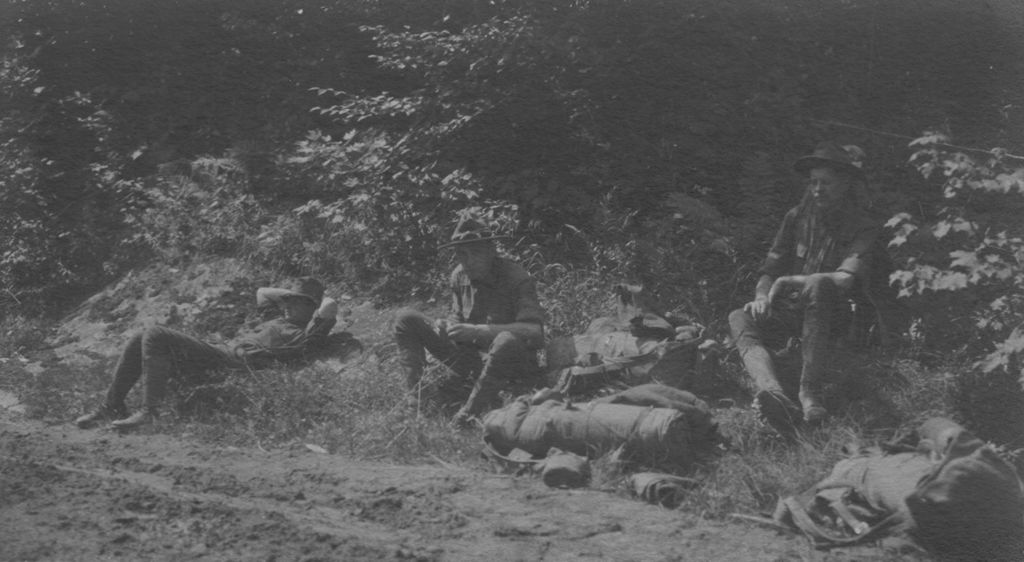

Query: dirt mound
(50, 259), (270, 365)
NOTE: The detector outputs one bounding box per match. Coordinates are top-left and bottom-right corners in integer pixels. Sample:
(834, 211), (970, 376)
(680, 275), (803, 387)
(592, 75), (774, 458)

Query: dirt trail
(0, 404), (864, 562)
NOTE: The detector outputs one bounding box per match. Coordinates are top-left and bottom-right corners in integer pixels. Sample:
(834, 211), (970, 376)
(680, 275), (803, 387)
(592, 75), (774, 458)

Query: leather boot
(799, 389), (827, 425)
(74, 402), (127, 429)
(110, 407), (156, 430)
(755, 390), (802, 438)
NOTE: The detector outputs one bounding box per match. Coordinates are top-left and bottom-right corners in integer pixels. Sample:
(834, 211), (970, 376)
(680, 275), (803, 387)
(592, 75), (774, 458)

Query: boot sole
(755, 391), (801, 437)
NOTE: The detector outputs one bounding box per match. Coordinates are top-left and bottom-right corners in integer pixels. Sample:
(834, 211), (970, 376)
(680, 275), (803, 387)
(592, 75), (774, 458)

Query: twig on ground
(383, 425), (409, 451)
(728, 512), (794, 533)
(428, 453), (463, 471)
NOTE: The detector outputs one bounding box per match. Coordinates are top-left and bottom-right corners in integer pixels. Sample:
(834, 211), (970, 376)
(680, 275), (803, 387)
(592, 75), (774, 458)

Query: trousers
(729, 275), (850, 400)
(394, 308), (541, 415)
(104, 326), (243, 410)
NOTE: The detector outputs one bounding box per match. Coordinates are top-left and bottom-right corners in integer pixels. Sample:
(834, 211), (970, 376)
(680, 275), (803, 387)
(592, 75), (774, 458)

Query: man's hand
(743, 297), (771, 321)
(446, 323), (490, 345)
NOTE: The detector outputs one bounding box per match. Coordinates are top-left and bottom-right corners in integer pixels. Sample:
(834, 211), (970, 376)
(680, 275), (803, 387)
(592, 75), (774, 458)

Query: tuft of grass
(160, 348), (487, 466)
(0, 355), (115, 422)
(680, 406), (866, 517)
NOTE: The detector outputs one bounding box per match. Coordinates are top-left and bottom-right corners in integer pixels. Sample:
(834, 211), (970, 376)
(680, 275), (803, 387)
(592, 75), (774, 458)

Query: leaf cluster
(890, 134), (1024, 387)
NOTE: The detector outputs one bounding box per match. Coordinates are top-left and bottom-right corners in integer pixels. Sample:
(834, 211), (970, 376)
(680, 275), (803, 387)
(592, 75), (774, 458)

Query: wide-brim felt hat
(793, 142), (866, 179)
(257, 277), (324, 306)
(438, 216), (509, 250)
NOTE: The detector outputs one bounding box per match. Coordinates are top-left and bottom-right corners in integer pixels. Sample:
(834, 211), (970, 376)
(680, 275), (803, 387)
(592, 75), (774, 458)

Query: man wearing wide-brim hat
(74, 277), (338, 430)
(729, 141), (891, 437)
(394, 212), (545, 426)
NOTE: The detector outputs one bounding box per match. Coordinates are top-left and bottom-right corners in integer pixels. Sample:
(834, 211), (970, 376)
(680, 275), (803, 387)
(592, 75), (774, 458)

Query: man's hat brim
(256, 287), (320, 307)
(438, 235), (508, 250)
(793, 156), (865, 178)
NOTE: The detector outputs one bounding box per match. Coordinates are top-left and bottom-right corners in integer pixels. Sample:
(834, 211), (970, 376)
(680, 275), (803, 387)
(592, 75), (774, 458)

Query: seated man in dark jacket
(75, 277), (337, 430)
(729, 142), (886, 436)
(395, 212), (545, 426)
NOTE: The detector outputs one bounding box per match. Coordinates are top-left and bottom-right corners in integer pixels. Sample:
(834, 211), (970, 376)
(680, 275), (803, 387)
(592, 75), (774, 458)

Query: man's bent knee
(141, 326), (181, 348)
(488, 331), (528, 358)
(394, 308), (432, 335)
(801, 275), (839, 304)
(730, 307), (769, 353)
(728, 308), (753, 336)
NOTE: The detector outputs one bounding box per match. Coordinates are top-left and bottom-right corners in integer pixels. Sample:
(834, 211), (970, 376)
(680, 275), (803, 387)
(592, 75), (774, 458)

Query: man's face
(807, 167), (852, 212)
(454, 242), (496, 281)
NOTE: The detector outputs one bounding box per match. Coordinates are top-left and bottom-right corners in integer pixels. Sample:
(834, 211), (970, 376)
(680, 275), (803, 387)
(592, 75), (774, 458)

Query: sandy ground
(1, 402), (921, 562)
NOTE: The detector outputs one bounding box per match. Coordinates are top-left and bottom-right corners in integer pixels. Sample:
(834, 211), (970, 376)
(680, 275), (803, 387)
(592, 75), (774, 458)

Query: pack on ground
(544, 284), (720, 397)
(774, 417), (1024, 560)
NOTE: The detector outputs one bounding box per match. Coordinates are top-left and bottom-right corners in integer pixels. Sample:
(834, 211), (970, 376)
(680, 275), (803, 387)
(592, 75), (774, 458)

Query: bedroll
(482, 389), (714, 469)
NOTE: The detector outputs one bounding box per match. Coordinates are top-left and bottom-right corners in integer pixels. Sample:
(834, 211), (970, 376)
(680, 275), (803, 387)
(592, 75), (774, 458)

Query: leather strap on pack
(567, 351), (659, 375)
(780, 495), (903, 549)
(554, 352), (660, 394)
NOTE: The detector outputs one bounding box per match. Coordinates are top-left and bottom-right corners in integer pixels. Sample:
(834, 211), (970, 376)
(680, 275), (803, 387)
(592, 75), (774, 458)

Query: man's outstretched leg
(74, 332), (144, 428)
(76, 327), (238, 430)
(109, 327), (239, 429)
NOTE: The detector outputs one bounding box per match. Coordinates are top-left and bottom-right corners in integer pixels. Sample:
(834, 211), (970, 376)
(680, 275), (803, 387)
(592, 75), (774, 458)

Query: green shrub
(126, 156), (265, 262)
(890, 133), (1024, 389)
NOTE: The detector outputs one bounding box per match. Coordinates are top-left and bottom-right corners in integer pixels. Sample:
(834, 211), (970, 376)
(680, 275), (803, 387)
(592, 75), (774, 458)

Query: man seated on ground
(729, 142), (885, 436)
(75, 277), (338, 430)
(394, 212), (545, 427)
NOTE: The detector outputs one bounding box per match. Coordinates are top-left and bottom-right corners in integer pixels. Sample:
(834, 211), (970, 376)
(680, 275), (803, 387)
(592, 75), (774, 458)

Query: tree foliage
(0, 44), (130, 311)
(890, 133), (1024, 387)
(0, 0), (1022, 331)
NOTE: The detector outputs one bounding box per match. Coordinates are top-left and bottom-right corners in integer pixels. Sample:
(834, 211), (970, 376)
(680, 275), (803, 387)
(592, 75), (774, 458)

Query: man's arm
(743, 274), (776, 321)
(306, 297), (338, 339)
(446, 266), (545, 349)
(766, 271), (855, 303)
(445, 321), (544, 349)
(766, 218), (877, 302)
(744, 209), (798, 320)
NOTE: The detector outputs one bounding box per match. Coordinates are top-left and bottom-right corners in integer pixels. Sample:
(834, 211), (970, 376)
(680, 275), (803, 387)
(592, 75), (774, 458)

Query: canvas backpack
(544, 283), (714, 396)
(774, 417), (1024, 560)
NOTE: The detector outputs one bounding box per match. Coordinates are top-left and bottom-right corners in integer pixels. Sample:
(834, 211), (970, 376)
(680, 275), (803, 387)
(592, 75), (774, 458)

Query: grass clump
(169, 351), (485, 465)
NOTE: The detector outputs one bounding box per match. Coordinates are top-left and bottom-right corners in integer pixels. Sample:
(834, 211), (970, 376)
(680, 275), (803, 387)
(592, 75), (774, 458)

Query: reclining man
(729, 142), (885, 436)
(394, 212), (545, 427)
(75, 277), (338, 430)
